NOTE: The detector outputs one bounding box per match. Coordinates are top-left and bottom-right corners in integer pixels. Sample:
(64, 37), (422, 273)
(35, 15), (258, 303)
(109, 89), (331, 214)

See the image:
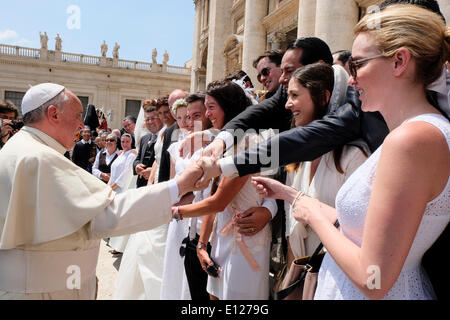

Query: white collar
(81, 139), (91, 145)
(22, 126), (67, 154)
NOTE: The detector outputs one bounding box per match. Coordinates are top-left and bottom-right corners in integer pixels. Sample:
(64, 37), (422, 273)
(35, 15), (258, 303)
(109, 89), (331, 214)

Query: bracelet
(291, 190), (304, 209)
(172, 206), (183, 221)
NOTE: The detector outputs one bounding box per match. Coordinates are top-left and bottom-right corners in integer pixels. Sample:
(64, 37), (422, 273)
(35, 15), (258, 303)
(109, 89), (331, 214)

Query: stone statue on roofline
(40, 32), (48, 50)
(101, 41), (108, 57)
(163, 50), (169, 65)
(113, 42), (120, 59)
(152, 48), (158, 65)
(55, 34), (62, 51)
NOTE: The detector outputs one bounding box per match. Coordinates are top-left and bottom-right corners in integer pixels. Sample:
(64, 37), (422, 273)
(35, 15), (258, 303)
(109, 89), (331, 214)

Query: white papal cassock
(0, 126), (180, 300)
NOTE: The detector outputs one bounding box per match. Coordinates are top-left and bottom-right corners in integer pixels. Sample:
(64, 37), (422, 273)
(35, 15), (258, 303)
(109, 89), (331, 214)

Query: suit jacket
(158, 123), (178, 183)
(223, 85), (390, 176)
(72, 140), (96, 173)
(133, 133), (157, 188)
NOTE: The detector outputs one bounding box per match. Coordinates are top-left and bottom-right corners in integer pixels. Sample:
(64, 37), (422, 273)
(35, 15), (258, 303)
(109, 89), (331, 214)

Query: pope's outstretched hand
(193, 156), (222, 190)
(175, 161), (204, 196)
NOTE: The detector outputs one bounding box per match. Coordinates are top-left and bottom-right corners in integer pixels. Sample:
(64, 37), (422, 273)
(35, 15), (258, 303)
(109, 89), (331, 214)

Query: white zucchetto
(21, 83), (65, 115)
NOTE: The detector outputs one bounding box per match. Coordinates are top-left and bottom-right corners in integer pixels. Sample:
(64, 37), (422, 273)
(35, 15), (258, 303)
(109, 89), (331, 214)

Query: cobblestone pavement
(96, 239), (122, 300)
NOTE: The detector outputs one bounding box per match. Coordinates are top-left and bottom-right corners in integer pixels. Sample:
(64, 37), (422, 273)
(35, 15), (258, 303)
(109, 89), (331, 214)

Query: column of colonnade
(315, 0), (359, 52)
(206, 0), (232, 84)
(190, 0), (202, 92)
(242, 0), (268, 90)
(297, 0), (317, 38)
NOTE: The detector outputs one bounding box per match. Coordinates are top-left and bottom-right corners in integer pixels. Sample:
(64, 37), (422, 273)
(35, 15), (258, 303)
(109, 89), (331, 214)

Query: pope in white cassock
(0, 83), (202, 300)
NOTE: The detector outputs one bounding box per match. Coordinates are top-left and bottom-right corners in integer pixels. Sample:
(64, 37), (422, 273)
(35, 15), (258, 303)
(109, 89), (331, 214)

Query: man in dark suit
(133, 106), (163, 188)
(72, 126), (96, 173)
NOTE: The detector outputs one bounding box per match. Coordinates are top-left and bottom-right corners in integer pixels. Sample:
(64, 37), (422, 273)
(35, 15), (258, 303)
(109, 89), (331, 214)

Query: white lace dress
(314, 114), (450, 300)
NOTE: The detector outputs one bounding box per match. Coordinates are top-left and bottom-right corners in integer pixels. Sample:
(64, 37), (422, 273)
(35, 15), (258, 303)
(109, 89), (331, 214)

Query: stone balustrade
(0, 43), (190, 75)
(0, 44), (40, 58)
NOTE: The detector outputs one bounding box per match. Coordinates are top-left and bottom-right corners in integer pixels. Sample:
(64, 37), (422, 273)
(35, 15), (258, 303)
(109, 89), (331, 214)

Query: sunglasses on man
(257, 67), (271, 82)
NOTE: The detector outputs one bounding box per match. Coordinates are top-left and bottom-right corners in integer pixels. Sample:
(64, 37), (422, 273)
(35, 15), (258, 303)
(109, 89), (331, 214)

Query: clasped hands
(175, 132), (225, 195)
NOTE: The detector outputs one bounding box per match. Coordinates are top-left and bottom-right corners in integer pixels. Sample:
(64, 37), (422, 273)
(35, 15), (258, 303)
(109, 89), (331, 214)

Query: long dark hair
(206, 80), (252, 196)
(206, 80), (252, 126)
(286, 63), (367, 174)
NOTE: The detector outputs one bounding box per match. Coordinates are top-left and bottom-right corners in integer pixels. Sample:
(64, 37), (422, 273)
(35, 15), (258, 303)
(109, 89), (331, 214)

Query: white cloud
(0, 29), (31, 46)
(0, 29), (19, 41)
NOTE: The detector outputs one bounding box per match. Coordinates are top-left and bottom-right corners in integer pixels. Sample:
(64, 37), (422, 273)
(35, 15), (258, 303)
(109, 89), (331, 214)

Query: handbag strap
(276, 219), (340, 300)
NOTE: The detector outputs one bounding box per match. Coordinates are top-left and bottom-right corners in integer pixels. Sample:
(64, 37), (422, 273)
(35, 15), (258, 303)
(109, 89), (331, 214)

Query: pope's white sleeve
(92, 152), (102, 179)
(88, 179), (180, 239)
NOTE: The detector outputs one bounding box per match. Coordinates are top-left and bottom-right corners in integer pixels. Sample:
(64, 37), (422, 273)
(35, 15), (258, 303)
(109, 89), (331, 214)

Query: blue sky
(0, 0), (195, 67)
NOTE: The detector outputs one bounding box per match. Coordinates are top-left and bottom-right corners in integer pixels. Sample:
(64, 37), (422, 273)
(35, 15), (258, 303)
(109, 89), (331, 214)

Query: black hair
(252, 50), (284, 68)
(206, 80), (251, 125)
(287, 37), (333, 66)
(380, 0), (446, 23)
(225, 70), (254, 88)
(333, 50), (352, 64)
(186, 92), (206, 105)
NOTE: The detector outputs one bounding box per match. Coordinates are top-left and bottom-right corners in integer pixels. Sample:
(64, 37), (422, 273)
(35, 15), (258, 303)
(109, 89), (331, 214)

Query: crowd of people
(0, 0), (448, 301)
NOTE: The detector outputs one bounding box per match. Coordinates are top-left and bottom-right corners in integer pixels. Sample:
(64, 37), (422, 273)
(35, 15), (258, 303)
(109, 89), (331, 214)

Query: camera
(10, 120), (24, 131)
(206, 258), (221, 278)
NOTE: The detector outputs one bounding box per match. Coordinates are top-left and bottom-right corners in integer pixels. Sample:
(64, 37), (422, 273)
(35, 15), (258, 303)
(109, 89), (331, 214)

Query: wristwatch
(197, 242), (208, 250)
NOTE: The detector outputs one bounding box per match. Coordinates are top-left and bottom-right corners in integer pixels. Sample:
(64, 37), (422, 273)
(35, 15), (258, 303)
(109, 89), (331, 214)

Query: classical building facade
(190, 0), (450, 92)
(0, 37), (191, 129)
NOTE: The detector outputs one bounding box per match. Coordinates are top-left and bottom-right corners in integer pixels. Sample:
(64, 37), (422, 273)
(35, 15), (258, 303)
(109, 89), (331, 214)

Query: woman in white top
(251, 5), (449, 300)
(107, 133), (137, 253)
(92, 133), (119, 183)
(283, 63), (368, 266)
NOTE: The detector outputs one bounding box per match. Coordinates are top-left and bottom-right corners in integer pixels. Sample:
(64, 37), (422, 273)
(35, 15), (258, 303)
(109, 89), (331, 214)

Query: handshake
(174, 133), (226, 196)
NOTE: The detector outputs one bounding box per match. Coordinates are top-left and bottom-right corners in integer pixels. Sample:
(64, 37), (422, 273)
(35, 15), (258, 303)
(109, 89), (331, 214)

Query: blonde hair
(355, 4), (450, 88)
(171, 98), (188, 115)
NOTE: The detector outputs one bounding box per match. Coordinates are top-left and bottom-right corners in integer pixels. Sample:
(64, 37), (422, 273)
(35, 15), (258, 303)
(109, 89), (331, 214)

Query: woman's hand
(250, 176), (298, 203)
(292, 195), (324, 226)
(197, 246), (214, 275)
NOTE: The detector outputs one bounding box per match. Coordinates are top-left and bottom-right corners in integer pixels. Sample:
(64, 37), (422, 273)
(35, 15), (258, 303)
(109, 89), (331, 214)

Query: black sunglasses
(348, 54), (384, 79)
(257, 67), (271, 82)
(106, 138), (116, 142)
